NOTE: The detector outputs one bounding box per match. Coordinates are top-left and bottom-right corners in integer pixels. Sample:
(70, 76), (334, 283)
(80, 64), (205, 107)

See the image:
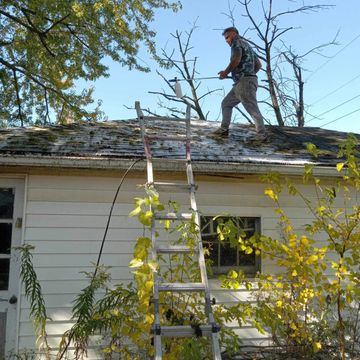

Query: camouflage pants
(221, 76), (265, 133)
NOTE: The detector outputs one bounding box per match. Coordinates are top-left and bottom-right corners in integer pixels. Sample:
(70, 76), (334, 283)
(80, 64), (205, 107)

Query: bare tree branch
(197, 88), (222, 102)
(272, 5), (334, 20)
(44, 89), (51, 124)
(0, 57), (89, 122)
(150, 21), (219, 120)
(230, 0), (335, 127)
(12, 69), (24, 126)
(0, 9), (35, 32)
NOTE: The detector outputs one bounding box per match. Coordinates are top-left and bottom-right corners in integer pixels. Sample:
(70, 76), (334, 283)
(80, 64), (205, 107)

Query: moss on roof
(0, 119), (357, 167)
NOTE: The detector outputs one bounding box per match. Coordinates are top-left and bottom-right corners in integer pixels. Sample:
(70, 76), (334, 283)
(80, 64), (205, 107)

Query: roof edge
(0, 155), (340, 177)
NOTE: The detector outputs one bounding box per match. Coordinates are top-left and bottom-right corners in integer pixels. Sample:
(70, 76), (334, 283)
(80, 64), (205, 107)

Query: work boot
(212, 127), (229, 136)
(254, 131), (269, 142)
(254, 131), (268, 141)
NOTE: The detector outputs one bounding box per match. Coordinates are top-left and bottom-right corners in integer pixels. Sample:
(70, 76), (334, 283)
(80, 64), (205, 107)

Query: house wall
(17, 171), (343, 358)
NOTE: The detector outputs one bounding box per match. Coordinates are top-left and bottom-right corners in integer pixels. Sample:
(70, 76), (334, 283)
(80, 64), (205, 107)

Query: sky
(88, 0), (360, 134)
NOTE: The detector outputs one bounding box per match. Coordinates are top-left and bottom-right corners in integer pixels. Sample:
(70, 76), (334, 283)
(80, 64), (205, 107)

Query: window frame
(200, 215), (261, 276)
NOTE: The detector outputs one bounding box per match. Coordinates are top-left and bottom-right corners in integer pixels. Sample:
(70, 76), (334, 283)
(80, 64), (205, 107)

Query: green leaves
(135, 236), (151, 254)
(58, 265), (111, 358)
(306, 142), (321, 158)
(0, 0), (181, 125)
(129, 188), (164, 226)
(264, 187), (278, 201)
(15, 244), (50, 352)
(139, 210), (153, 226)
(255, 137), (360, 358)
(337, 162), (345, 172)
(303, 163), (314, 182)
(129, 258), (144, 268)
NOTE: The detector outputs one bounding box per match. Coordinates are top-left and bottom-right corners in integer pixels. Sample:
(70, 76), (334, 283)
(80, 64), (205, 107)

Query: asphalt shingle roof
(0, 119), (357, 168)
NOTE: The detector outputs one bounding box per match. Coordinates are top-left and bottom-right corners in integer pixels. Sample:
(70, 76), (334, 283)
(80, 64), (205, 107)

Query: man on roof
(214, 27), (266, 139)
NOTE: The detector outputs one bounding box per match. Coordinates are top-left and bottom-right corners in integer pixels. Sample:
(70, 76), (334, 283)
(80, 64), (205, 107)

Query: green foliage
(14, 244), (50, 354)
(0, 0), (181, 125)
(4, 349), (38, 360)
(222, 136), (360, 359)
(90, 285), (142, 358)
(58, 265), (111, 359)
(128, 185), (243, 359)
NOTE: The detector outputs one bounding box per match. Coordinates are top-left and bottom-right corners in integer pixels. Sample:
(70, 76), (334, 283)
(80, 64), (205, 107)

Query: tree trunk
(297, 78), (304, 127)
(265, 49), (284, 126)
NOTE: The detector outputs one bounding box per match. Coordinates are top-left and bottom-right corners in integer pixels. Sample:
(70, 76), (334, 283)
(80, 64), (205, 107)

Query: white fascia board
(0, 155), (339, 177)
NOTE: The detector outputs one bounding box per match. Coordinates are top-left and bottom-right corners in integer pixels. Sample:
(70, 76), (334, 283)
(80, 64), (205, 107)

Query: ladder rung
(158, 325), (214, 337)
(154, 212), (192, 221)
(152, 182), (197, 191)
(156, 245), (197, 254)
(147, 135), (188, 141)
(158, 282), (205, 292)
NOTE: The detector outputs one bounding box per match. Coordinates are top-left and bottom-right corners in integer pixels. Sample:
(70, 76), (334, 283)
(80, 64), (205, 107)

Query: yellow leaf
(148, 261), (158, 272)
(145, 313), (154, 324)
(300, 236), (309, 246)
(139, 213), (150, 226)
(292, 270), (298, 277)
(72, 3), (84, 17)
(281, 244), (289, 253)
(112, 309), (120, 317)
(245, 282), (253, 290)
(313, 342), (322, 352)
(264, 188), (278, 201)
(346, 293), (353, 304)
(289, 239), (297, 248)
(129, 258), (143, 268)
(145, 280), (154, 291)
(307, 255), (318, 264)
(137, 237), (151, 247)
(245, 247), (253, 254)
(240, 244), (247, 251)
(94, 2), (104, 11)
(129, 206), (141, 217)
(336, 162), (344, 172)
(289, 234), (297, 241)
(228, 270), (238, 279)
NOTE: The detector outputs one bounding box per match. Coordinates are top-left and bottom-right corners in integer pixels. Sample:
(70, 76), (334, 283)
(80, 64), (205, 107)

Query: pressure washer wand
(169, 76), (228, 82)
(170, 76), (231, 98)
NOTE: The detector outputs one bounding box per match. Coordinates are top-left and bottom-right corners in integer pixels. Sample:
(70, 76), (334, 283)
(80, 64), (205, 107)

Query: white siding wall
(18, 173), (343, 356)
(21, 174), (145, 355)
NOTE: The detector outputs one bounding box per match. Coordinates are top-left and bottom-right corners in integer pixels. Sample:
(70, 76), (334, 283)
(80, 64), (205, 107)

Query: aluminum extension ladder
(135, 101), (222, 359)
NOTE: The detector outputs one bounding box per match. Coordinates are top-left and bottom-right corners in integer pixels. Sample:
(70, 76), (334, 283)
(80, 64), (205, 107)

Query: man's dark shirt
(231, 35), (257, 82)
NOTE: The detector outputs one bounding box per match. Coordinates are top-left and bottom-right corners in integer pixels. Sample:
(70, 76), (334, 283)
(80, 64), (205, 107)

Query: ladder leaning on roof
(134, 101), (222, 360)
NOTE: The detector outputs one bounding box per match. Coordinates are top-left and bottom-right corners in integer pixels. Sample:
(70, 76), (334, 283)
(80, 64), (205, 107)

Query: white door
(0, 178), (24, 357)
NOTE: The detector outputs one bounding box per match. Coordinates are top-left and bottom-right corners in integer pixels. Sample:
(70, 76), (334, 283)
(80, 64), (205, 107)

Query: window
(0, 188), (14, 290)
(201, 216), (261, 276)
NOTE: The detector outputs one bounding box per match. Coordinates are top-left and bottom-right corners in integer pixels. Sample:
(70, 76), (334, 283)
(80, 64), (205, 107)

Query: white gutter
(0, 154), (340, 177)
